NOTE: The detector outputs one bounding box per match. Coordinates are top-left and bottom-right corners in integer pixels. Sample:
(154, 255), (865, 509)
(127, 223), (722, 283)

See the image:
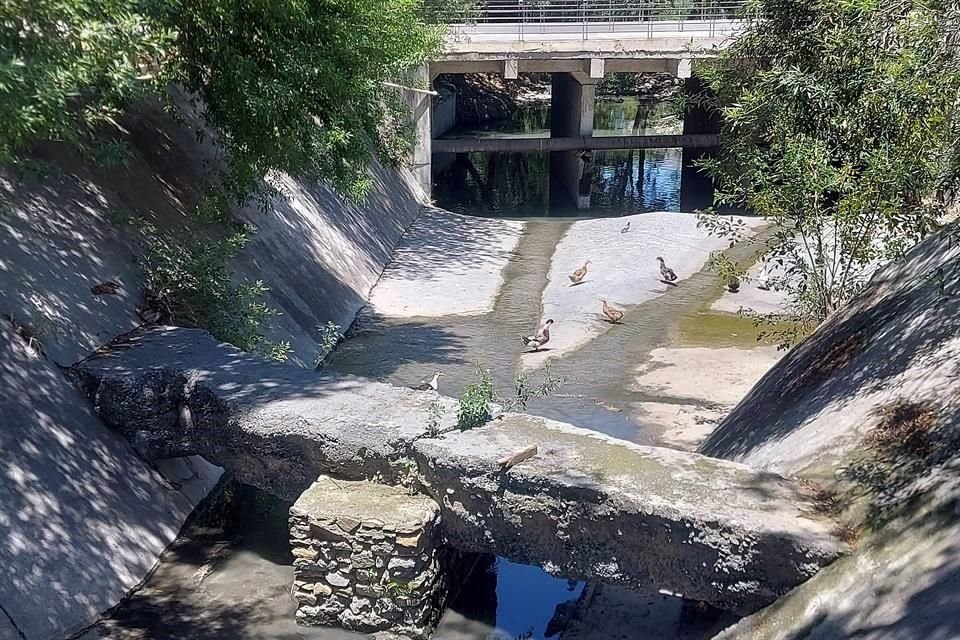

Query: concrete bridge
(406, 0), (750, 207)
(74, 327), (844, 617)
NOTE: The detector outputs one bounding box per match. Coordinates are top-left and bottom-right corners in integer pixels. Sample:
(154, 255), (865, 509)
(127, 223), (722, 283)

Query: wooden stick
(382, 81), (439, 96)
(497, 445), (538, 471)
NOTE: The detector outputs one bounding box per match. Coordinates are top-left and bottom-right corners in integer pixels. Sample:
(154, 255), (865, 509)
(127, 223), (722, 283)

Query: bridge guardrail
(425, 0), (752, 40)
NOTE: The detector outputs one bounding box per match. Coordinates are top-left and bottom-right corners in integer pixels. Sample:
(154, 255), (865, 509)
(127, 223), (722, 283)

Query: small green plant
(193, 190), (233, 225)
(506, 364), (566, 413)
(314, 321), (344, 370)
(393, 457), (419, 494)
(426, 401), (447, 436)
(456, 364), (567, 430)
(705, 251), (746, 286)
(139, 224), (288, 360)
(88, 139), (133, 169)
(386, 580), (412, 598)
(457, 366), (496, 430)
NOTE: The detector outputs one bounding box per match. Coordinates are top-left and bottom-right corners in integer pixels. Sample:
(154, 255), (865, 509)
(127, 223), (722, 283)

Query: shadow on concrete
(77, 491), (362, 640)
(0, 94), (423, 369)
(700, 225), (960, 463)
(372, 206), (521, 284)
(333, 314), (470, 379)
(0, 321), (195, 640)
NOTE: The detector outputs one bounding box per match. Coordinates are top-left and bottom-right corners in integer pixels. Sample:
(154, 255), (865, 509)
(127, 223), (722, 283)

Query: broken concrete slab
(74, 326), (846, 615)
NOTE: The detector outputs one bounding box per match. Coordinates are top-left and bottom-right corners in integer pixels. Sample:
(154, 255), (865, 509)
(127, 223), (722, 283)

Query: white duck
(412, 371), (444, 391)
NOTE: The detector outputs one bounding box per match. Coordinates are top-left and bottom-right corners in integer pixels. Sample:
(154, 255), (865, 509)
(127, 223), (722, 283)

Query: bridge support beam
(680, 75), (723, 212)
(550, 72), (597, 210)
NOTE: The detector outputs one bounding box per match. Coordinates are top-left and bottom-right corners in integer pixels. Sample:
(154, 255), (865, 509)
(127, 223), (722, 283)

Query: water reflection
(443, 97), (680, 140)
(434, 97), (699, 218)
(436, 557), (584, 640)
(433, 148), (684, 218)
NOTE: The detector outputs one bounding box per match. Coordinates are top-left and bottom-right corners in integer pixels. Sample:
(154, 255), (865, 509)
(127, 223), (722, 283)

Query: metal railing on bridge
(424, 0), (751, 40)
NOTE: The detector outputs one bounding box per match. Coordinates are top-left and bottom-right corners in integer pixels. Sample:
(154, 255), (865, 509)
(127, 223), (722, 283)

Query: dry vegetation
(864, 401), (937, 457)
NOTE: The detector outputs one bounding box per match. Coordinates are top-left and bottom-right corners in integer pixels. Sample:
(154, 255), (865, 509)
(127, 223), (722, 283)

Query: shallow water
(331, 218), (765, 445)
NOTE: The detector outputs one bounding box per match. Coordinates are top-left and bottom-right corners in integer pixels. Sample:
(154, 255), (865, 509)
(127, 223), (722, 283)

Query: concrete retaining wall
(0, 95), (425, 638)
(73, 326), (847, 615)
(700, 223), (960, 636)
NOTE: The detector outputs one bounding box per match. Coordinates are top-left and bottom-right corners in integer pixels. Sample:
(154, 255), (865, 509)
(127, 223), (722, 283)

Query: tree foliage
(0, 0), (172, 163)
(2, 0), (442, 199)
(153, 0), (441, 202)
(689, 0), (960, 323)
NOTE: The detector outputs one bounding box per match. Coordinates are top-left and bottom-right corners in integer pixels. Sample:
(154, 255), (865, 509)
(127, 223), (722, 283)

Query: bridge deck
(74, 327), (844, 615)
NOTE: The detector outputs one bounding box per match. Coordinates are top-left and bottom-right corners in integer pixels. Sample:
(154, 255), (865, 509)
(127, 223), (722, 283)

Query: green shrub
(457, 366), (495, 430)
(456, 364), (566, 431)
(139, 222), (289, 360)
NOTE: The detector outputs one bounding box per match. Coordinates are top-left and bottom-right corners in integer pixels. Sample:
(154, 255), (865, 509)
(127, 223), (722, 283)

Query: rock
(313, 582), (332, 597)
(387, 557), (419, 579)
(292, 546), (318, 560)
(353, 551), (376, 569)
(325, 572), (351, 588)
(356, 583), (385, 598)
(350, 597), (372, 614)
(395, 532), (422, 549)
(337, 516), (361, 533)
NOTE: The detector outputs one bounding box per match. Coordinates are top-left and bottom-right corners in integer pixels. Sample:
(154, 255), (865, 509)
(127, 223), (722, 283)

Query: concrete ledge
(73, 327), (846, 614)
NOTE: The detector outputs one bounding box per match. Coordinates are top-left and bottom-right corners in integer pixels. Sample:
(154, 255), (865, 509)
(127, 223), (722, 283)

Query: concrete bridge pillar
(550, 72), (597, 210)
(680, 74), (722, 212)
(405, 64), (434, 200)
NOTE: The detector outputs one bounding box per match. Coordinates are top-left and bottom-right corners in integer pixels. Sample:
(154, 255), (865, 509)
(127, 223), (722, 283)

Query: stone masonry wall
(289, 476), (455, 639)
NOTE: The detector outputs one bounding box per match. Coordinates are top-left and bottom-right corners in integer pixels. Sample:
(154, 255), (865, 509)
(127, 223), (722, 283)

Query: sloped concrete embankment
(0, 95), (426, 637)
(700, 223), (960, 637)
(73, 326), (846, 616)
(0, 321), (219, 640)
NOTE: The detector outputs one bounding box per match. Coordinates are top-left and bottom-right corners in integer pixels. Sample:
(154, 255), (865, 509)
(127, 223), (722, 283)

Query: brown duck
(601, 300), (624, 324)
(569, 260), (591, 285)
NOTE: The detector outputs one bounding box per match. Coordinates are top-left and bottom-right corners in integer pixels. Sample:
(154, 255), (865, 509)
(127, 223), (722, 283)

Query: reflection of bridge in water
(405, 0), (750, 208)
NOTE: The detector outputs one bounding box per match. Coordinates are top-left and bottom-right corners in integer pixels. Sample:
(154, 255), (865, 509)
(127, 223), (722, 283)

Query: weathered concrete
(74, 326), (846, 615)
(524, 212), (765, 366)
(633, 346), (784, 451)
(0, 91), (424, 639)
(0, 93), (423, 369)
(362, 208), (524, 319)
(698, 223), (960, 637)
(700, 225), (960, 475)
(0, 321), (213, 640)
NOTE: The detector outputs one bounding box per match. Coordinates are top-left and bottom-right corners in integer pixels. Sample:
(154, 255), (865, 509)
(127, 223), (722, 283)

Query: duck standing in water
(657, 256), (678, 283)
(412, 371), (444, 391)
(520, 319), (554, 352)
(601, 300), (624, 324)
(569, 260), (591, 285)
